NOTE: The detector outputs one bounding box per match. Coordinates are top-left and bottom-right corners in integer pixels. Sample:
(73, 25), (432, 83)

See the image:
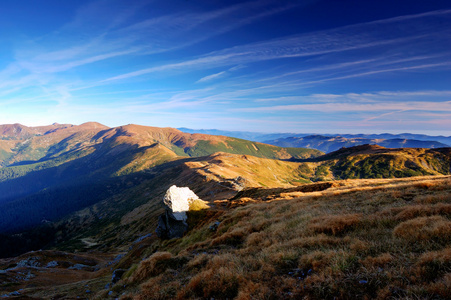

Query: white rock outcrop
(156, 185), (201, 239)
(163, 185), (199, 222)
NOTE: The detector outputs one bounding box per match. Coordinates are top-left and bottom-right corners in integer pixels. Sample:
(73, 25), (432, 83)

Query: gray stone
(68, 264), (92, 271)
(46, 261), (58, 268)
(15, 257), (40, 268)
(209, 221), (221, 231)
(133, 233), (152, 244)
(156, 211), (188, 239)
(112, 269), (126, 284)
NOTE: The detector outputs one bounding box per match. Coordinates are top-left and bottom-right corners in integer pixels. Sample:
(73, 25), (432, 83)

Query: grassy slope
(111, 176), (451, 300)
(1, 166), (450, 298)
(45, 153), (320, 254)
(184, 137), (322, 160)
(313, 145), (451, 180)
(0, 124), (322, 234)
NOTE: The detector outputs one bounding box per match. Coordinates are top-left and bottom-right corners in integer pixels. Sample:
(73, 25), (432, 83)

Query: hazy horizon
(1, 0), (450, 135)
(3, 121), (451, 137)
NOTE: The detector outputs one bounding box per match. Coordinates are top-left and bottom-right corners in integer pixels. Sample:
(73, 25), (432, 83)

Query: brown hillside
(3, 175), (449, 299)
(118, 175), (451, 300)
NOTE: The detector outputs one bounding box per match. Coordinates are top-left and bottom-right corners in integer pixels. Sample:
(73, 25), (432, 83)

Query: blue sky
(0, 0), (450, 134)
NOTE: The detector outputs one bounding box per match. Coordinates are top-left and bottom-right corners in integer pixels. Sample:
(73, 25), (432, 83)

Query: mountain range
(0, 122), (320, 233)
(0, 122), (450, 299)
(178, 128), (451, 150)
(265, 135), (449, 153)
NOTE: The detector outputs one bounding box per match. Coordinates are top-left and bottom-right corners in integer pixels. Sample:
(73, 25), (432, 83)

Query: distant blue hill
(178, 128), (451, 152)
(177, 127), (310, 142)
(264, 135), (450, 153)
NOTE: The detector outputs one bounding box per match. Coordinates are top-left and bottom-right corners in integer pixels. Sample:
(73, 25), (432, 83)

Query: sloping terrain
(8, 152), (320, 257)
(5, 144), (449, 257)
(313, 144), (451, 179)
(0, 123), (322, 235)
(265, 135), (449, 153)
(112, 175), (451, 300)
(1, 129), (450, 259)
(179, 128), (451, 146)
(0, 124), (450, 299)
(2, 175), (449, 299)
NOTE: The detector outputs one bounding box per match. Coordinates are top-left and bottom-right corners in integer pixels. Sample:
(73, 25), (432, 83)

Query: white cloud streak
(100, 9), (451, 82)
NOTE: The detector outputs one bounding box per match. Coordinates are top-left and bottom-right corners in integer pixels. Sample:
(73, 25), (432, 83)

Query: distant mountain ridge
(265, 135), (449, 153)
(177, 127), (301, 142)
(178, 128), (451, 151)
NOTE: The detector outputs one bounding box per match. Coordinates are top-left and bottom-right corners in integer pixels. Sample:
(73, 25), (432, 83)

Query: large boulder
(163, 185), (199, 222)
(156, 185), (200, 239)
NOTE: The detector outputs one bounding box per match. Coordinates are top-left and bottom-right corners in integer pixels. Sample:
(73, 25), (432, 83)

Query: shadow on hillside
(0, 142), (163, 232)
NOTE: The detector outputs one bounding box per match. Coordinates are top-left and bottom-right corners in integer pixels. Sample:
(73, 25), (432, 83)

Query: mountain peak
(77, 122), (109, 130)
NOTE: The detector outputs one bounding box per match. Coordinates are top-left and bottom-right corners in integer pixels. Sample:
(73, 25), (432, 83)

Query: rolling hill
(313, 144), (451, 179)
(263, 135), (449, 153)
(1, 175), (450, 299)
(178, 127), (451, 147)
(0, 123), (450, 299)
(0, 123), (322, 235)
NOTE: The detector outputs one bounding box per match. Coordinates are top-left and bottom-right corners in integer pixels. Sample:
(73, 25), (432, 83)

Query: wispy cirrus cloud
(1, 0), (301, 103)
(196, 65), (244, 83)
(100, 8), (451, 83)
(196, 71), (227, 83)
(230, 91), (451, 124)
(233, 101), (451, 113)
(1, 0), (450, 134)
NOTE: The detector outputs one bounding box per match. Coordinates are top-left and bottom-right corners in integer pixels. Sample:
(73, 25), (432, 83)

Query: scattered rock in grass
(68, 264), (94, 271)
(46, 261), (58, 268)
(133, 233), (152, 244)
(209, 221), (221, 231)
(112, 269), (127, 284)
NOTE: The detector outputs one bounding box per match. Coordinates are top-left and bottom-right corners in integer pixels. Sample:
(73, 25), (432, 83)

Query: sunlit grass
(117, 176), (451, 299)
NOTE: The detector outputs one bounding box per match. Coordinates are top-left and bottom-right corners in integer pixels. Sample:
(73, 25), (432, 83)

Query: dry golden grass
(129, 252), (173, 282)
(415, 248), (451, 280)
(183, 266), (243, 299)
(120, 175), (451, 299)
(394, 203), (451, 220)
(361, 253), (393, 268)
(393, 215), (451, 241)
(308, 213), (362, 235)
(188, 199), (210, 211)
